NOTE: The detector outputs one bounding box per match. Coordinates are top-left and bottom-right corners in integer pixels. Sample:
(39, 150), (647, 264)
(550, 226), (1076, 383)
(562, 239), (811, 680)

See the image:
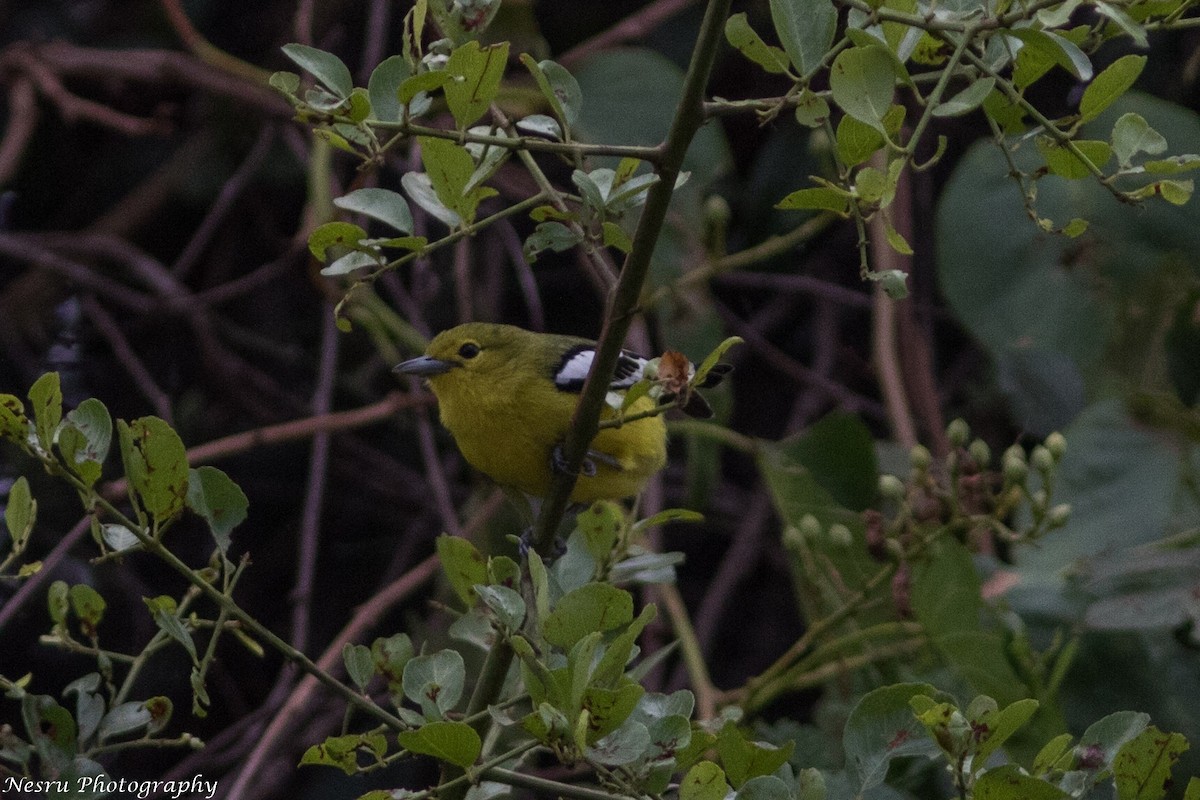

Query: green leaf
(269, 70), (300, 95)
(334, 188), (414, 235)
(934, 77), (995, 117)
(883, 216), (913, 255)
(1034, 732), (1076, 775)
(913, 539), (1029, 704)
(524, 221), (582, 262)
(401, 171), (462, 228)
(28, 372), (62, 454)
(372, 633), (414, 689)
(1113, 725), (1189, 800)
(582, 681), (644, 744)
(1144, 154), (1200, 175)
(1111, 112), (1167, 167)
(444, 41), (510, 129)
(342, 643), (375, 691)
(57, 398), (112, 488)
(843, 683), (944, 791)
(308, 221), (367, 261)
(602, 221), (632, 252)
(1156, 178), (1193, 205)
(735, 776), (793, 800)
(769, 0), (837, 75)
(367, 54), (411, 121)
(69, 584), (105, 633)
(48, 580), (69, 625)
(100, 524), (139, 552)
(975, 764), (1071, 799)
(402, 649), (466, 720)
(776, 186), (850, 214)
(520, 55), (582, 129)
(5, 475), (35, 552)
(724, 13), (790, 74)
(1077, 711), (1150, 775)
(419, 136), (495, 224)
(185, 466), (247, 555)
(829, 46), (897, 133)
(632, 507), (705, 532)
(542, 582), (634, 649)
(398, 720), (481, 768)
(1081, 55), (1147, 123)
(97, 702), (152, 743)
(517, 114), (563, 140)
(300, 732), (387, 775)
(794, 89), (831, 128)
(1095, 0), (1149, 48)
(436, 534), (488, 608)
(320, 250), (381, 277)
(1006, 28), (1093, 82)
(118, 417), (189, 524)
(836, 106), (904, 166)
(592, 604), (657, 688)
(144, 595), (197, 661)
(281, 43), (353, 98)
(474, 584), (526, 630)
(681, 761), (730, 800)
(586, 718), (652, 765)
(1037, 138), (1112, 179)
(0, 393), (30, 444)
(399, 70), (452, 104)
(717, 720), (795, 789)
(576, 501), (622, 563)
(973, 698), (1041, 766)
(1062, 217), (1089, 238)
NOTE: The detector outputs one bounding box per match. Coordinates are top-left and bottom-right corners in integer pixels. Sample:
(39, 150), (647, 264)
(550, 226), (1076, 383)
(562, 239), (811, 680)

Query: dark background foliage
(2, 1), (1199, 797)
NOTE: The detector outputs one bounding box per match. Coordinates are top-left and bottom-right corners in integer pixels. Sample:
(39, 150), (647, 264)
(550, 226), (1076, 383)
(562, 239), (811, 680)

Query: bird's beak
(394, 355), (456, 377)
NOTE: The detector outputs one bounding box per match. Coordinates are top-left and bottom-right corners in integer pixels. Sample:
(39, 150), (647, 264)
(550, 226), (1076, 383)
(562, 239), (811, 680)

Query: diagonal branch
(531, 0), (735, 555)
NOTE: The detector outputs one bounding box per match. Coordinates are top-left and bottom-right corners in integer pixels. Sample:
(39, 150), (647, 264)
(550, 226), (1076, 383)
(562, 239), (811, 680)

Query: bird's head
(394, 323), (530, 390)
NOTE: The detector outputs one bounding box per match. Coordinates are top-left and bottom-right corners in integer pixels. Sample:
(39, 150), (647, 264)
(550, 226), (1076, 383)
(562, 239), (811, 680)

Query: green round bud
(783, 525), (804, 550)
(1031, 445), (1054, 473)
(946, 418), (970, 448)
(885, 538), (906, 560)
(1045, 432), (1067, 461)
(1047, 504), (1071, 528)
(910, 445), (932, 472)
(799, 514), (823, 540)
(968, 439), (991, 468)
(1003, 452), (1028, 484)
(828, 523), (854, 547)
(879, 474), (906, 502)
(1031, 489), (1048, 512)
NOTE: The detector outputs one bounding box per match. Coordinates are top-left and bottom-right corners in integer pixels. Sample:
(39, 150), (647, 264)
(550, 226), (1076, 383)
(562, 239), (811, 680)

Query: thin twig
(291, 306), (341, 655)
(81, 296), (174, 422)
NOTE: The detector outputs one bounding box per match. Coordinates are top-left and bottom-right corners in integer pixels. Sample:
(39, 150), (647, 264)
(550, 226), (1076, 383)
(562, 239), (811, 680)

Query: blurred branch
(0, 77), (37, 185)
(158, 0), (277, 85)
(0, 40), (287, 117)
(559, 0), (700, 69)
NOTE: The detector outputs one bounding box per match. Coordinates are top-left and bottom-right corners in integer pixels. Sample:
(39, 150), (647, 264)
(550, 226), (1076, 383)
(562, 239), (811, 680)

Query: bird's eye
(458, 342), (481, 359)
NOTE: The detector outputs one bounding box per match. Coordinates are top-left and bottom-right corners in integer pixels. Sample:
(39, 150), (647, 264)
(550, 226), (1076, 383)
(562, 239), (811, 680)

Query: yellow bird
(395, 323), (724, 504)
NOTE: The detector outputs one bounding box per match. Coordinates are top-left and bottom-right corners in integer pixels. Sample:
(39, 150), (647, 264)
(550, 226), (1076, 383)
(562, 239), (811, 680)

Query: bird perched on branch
(395, 322), (730, 504)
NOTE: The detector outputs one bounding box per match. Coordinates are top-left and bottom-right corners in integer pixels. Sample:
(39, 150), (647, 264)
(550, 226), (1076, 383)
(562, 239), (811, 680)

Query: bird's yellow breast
(427, 368), (666, 503)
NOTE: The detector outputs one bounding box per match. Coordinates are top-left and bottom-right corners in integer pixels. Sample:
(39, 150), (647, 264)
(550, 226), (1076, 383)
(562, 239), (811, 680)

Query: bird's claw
(551, 444), (597, 477)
